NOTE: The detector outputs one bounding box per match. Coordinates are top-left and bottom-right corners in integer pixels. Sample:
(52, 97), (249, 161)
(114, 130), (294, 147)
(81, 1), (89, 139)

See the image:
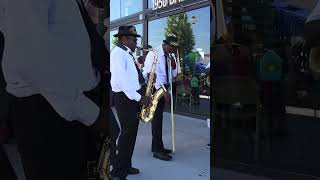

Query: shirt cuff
(134, 92), (142, 102)
(74, 97), (100, 126)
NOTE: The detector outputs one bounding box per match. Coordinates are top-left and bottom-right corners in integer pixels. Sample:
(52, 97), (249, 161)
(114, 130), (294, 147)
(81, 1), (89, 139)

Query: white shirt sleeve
(21, 0), (99, 126)
(142, 51), (155, 81)
(111, 50), (141, 102)
(41, 90), (100, 126)
(170, 53), (178, 78)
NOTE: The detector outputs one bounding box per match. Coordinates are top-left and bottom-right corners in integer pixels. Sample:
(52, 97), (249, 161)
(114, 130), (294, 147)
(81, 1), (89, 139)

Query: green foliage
(165, 13), (195, 75)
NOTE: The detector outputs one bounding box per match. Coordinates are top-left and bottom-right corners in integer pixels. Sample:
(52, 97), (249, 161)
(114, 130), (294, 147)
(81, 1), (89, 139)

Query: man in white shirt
(110, 25), (151, 180)
(1, 1), (109, 180)
(143, 35), (178, 161)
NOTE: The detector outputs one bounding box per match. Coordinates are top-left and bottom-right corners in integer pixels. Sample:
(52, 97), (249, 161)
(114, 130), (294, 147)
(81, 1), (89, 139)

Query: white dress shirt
(0, 0), (100, 126)
(307, 1), (320, 23)
(110, 45), (142, 102)
(143, 45), (177, 90)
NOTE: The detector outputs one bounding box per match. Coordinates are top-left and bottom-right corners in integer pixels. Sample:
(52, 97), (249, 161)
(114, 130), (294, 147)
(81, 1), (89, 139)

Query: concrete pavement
(3, 112), (274, 180)
(128, 113), (210, 180)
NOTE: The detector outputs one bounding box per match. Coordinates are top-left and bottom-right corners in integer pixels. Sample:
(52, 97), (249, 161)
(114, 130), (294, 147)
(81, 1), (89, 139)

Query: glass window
(121, 0), (143, 17)
(213, 0), (320, 178)
(110, 24), (143, 57)
(148, 7), (211, 72)
(148, 0), (153, 9)
(148, 6), (211, 117)
(110, 0), (120, 21)
(111, 0), (143, 21)
(110, 30), (118, 50)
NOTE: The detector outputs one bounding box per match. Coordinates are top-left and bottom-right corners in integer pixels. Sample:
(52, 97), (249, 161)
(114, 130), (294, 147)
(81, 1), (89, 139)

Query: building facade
(109, 0), (213, 118)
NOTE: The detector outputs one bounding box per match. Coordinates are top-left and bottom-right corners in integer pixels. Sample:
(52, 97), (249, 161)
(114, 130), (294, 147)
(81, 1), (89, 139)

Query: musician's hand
(139, 96), (152, 107)
(90, 110), (108, 135)
(147, 73), (156, 80)
(164, 92), (171, 105)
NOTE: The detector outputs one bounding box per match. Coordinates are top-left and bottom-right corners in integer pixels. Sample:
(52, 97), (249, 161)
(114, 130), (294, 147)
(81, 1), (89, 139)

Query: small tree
(165, 13), (195, 74)
(111, 37), (118, 49)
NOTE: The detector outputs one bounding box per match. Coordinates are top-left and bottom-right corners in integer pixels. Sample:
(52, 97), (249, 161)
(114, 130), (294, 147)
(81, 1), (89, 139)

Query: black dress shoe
(162, 148), (172, 154)
(153, 152), (172, 161)
(127, 167), (140, 175)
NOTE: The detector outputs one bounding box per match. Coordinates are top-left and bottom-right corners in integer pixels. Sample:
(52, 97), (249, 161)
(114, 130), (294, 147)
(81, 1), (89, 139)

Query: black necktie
(129, 52), (145, 85)
(164, 55), (169, 85)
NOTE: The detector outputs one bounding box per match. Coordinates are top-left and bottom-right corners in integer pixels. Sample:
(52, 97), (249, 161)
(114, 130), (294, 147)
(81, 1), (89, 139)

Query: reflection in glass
(110, 0), (120, 21)
(148, 0), (153, 9)
(148, 6), (211, 118)
(110, 24), (143, 56)
(213, 0), (320, 178)
(110, 0), (143, 21)
(149, 7), (210, 77)
(110, 30), (117, 50)
(121, 0), (143, 17)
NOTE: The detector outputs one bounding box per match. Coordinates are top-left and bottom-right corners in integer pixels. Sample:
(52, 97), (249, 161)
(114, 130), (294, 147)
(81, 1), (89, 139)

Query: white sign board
(153, 0), (184, 10)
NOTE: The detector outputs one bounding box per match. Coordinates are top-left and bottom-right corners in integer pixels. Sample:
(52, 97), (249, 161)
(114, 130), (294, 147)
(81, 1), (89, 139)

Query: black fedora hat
(163, 34), (178, 47)
(114, 26), (141, 38)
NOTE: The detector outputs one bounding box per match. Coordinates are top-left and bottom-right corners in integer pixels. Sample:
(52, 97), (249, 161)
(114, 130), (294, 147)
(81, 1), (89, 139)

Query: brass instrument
(87, 134), (111, 180)
(139, 48), (167, 123)
(97, 136), (110, 180)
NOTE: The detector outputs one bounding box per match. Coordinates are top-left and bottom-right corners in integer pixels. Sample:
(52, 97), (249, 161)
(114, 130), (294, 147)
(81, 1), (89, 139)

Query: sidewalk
(4, 112), (274, 180)
(128, 112), (273, 180)
(129, 112), (210, 180)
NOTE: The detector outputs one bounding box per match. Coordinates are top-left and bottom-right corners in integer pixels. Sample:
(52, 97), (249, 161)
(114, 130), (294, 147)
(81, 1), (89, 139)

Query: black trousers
(113, 92), (139, 178)
(151, 96), (166, 152)
(12, 94), (96, 180)
(261, 82), (287, 138)
(0, 145), (17, 180)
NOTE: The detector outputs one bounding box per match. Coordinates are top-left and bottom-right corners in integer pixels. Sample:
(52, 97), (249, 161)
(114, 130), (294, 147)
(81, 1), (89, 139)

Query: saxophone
(139, 48), (167, 123)
(87, 134), (111, 180)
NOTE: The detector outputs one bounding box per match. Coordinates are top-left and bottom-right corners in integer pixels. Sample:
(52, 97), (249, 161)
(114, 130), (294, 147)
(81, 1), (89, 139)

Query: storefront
(212, 0), (320, 179)
(109, 0), (213, 118)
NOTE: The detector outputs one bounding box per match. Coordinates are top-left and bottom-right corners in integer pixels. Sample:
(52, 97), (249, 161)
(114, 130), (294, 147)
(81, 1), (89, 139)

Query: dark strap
(164, 55), (169, 84)
(76, 0), (108, 74)
(0, 30), (6, 90)
(117, 44), (145, 85)
(76, 0), (110, 115)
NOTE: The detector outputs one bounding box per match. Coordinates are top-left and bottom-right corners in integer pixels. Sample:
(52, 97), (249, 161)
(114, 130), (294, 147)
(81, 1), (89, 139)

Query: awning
(274, 1), (310, 37)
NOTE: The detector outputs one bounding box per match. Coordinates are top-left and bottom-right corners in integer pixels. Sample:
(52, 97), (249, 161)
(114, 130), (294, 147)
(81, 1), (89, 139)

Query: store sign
(153, 0), (184, 10)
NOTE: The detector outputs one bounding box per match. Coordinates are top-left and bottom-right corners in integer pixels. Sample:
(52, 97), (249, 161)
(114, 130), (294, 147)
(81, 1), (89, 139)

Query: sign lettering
(153, 0), (183, 10)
